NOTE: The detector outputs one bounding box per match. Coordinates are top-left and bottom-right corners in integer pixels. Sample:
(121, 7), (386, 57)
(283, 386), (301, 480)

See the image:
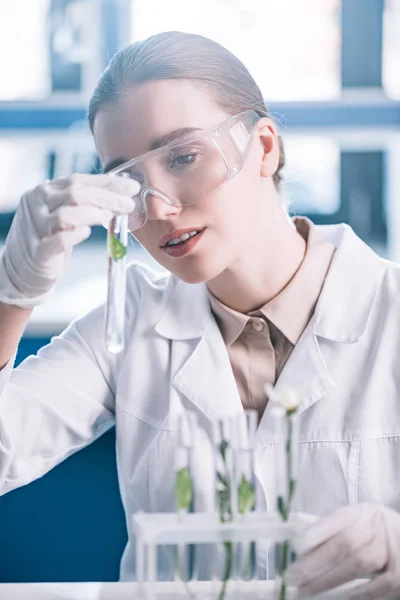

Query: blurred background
(1, 0), (400, 334)
(0, 0), (399, 583)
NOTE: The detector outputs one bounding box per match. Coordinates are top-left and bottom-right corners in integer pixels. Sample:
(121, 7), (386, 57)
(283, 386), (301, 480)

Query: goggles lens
(109, 110), (260, 231)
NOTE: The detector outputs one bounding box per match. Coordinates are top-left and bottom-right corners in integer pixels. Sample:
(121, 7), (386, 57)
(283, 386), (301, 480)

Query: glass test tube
(105, 174), (129, 354)
(175, 413), (196, 513)
(212, 416), (235, 521)
(210, 416), (235, 584)
(273, 405), (300, 600)
(174, 413), (196, 583)
(234, 410), (258, 581)
(273, 406), (299, 514)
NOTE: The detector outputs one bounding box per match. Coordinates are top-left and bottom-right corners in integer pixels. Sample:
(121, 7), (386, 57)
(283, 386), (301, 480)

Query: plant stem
(241, 541), (256, 580)
(217, 437), (233, 600)
(277, 413), (296, 600)
(218, 541), (233, 600)
(279, 579), (287, 600)
(175, 545), (196, 600)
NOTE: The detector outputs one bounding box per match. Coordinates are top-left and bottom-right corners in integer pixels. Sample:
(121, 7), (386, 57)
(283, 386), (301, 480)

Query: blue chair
(0, 337), (127, 582)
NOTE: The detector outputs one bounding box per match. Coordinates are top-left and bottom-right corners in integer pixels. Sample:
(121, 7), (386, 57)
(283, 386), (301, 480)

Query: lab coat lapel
(154, 275), (242, 420)
(256, 321), (334, 444)
(257, 223), (385, 442)
(275, 321), (333, 416)
(173, 318), (243, 419)
(155, 224), (384, 428)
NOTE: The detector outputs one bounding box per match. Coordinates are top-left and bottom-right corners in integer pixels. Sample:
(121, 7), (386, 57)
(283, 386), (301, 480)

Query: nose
(145, 191), (181, 221)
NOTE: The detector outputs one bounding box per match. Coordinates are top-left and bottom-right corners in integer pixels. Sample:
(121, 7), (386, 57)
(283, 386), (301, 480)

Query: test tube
(233, 410), (257, 581)
(210, 416), (235, 586)
(174, 413), (196, 583)
(105, 174), (129, 353)
(273, 405), (299, 516)
(272, 402), (300, 600)
(211, 416), (235, 521)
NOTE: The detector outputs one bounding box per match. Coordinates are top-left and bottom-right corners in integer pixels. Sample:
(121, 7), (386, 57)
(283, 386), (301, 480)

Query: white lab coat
(1, 222), (400, 580)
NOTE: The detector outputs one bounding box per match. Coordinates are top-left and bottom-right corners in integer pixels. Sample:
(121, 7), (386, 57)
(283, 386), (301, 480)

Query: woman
(0, 32), (400, 598)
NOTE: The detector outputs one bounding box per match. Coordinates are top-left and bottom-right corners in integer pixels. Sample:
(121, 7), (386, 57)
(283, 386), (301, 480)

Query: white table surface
(0, 580), (367, 600)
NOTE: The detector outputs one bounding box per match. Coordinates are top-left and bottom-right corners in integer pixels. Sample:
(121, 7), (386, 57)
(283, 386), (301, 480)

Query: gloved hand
(0, 173), (139, 308)
(285, 503), (400, 599)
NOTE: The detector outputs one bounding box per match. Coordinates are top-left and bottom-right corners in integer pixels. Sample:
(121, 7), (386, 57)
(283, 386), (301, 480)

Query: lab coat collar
(154, 272), (243, 418)
(153, 223), (385, 428)
(154, 275), (210, 340)
(256, 224), (385, 430)
(313, 223), (385, 343)
(155, 223), (384, 344)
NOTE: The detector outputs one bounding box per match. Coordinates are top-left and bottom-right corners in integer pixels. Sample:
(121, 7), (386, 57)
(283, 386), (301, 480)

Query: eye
(170, 152), (198, 169)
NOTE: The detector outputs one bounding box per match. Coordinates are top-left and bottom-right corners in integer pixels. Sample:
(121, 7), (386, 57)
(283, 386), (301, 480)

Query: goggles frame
(107, 109), (261, 231)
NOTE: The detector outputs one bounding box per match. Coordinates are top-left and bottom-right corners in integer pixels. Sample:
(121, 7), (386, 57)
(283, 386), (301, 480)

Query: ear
(257, 118), (280, 178)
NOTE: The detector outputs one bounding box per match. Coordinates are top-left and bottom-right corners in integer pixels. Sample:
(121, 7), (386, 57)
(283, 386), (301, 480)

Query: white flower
(264, 384), (299, 412)
(279, 388), (299, 412)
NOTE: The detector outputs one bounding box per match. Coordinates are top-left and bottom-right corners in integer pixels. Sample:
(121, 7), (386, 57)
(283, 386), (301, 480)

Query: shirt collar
(208, 217), (336, 346)
(155, 221), (384, 346)
(208, 291), (250, 346)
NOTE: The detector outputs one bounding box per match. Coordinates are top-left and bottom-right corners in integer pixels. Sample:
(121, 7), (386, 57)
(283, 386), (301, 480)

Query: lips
(159, 227), (205, 248)
(161, 228), (206, 258)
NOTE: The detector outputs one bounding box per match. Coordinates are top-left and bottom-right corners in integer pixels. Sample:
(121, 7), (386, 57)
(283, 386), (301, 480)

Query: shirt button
(251, 319), (265, 332)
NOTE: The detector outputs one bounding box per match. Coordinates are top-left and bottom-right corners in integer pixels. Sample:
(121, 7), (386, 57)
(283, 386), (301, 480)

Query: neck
(207, 202), (306, 314)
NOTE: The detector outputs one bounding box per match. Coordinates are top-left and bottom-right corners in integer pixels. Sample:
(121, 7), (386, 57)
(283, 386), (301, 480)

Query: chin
(171, 259), (227, 285)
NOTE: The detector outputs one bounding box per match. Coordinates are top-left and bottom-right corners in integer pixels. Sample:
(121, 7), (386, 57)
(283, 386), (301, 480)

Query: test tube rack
(133, 509), (315, 598)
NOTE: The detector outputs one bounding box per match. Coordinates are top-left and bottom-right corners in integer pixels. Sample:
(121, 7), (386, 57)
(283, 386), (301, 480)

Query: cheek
(132, 225), (158, 256)
(210, 174), (260, 228)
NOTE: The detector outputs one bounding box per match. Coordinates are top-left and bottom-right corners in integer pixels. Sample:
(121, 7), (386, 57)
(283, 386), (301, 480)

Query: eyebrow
(149, 127), (202, 151)
(103, 127), (203, 173)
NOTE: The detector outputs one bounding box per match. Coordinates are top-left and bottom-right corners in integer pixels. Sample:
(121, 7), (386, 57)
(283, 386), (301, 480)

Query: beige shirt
(208, 217), (336, 416)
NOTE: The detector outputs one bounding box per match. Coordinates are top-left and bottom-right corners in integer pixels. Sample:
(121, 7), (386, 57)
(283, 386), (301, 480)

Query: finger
(292, 505), (370, 556)
(45, 205), (114, 236)
(39, 225), (92, 256)
(49, 173), (141, 197)
(348, 572), (397, 600)
(286, 514), (375, 586)
(298, 541), (386, 598)
(44, 184), (137, 214)
(17, 189), (49, 239)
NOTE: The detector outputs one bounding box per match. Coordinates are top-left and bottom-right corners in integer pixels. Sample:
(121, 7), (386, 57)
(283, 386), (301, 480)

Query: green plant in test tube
(174, 467), (196, 599)
(267, 386), (299, 600)
(174, 414), (196, 599)
(176, 466), (193, 511)
(237, 412), (257, 581)
(216, 437), (233, 600)
(238, 474), (255, 516)
(108, 232), (127, 260)
(217, 413), (257, 598)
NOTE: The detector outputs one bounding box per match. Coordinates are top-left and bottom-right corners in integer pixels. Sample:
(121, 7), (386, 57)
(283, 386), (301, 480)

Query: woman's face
(93, 79), (280, 283)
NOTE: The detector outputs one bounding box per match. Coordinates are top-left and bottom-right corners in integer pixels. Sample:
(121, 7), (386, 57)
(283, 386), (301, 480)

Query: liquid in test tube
(105, 176), (129, 354)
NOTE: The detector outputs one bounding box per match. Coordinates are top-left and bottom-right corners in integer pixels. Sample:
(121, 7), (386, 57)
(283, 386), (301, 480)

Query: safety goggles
(107, 109), (261, 232)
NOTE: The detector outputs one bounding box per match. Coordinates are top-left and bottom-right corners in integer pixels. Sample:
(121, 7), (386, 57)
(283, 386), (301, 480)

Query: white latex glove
(285, 503), (400, 599)
(0, 173), (140, 308)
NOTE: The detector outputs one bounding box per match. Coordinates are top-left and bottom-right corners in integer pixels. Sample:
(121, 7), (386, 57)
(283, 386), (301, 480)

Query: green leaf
(218, 487), (231, 522)
(175, 467), (193, 511)
(289, 478), (296, 503)
(238, 475), (255, 515)
(219, 439), (229, 462)
(108, 233), (127, 260)
(277, 495), (288, 521)
(216, 471), (229, 488)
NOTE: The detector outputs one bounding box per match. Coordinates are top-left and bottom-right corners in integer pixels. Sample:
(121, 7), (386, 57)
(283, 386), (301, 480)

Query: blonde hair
(88, 31), (285, 186)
